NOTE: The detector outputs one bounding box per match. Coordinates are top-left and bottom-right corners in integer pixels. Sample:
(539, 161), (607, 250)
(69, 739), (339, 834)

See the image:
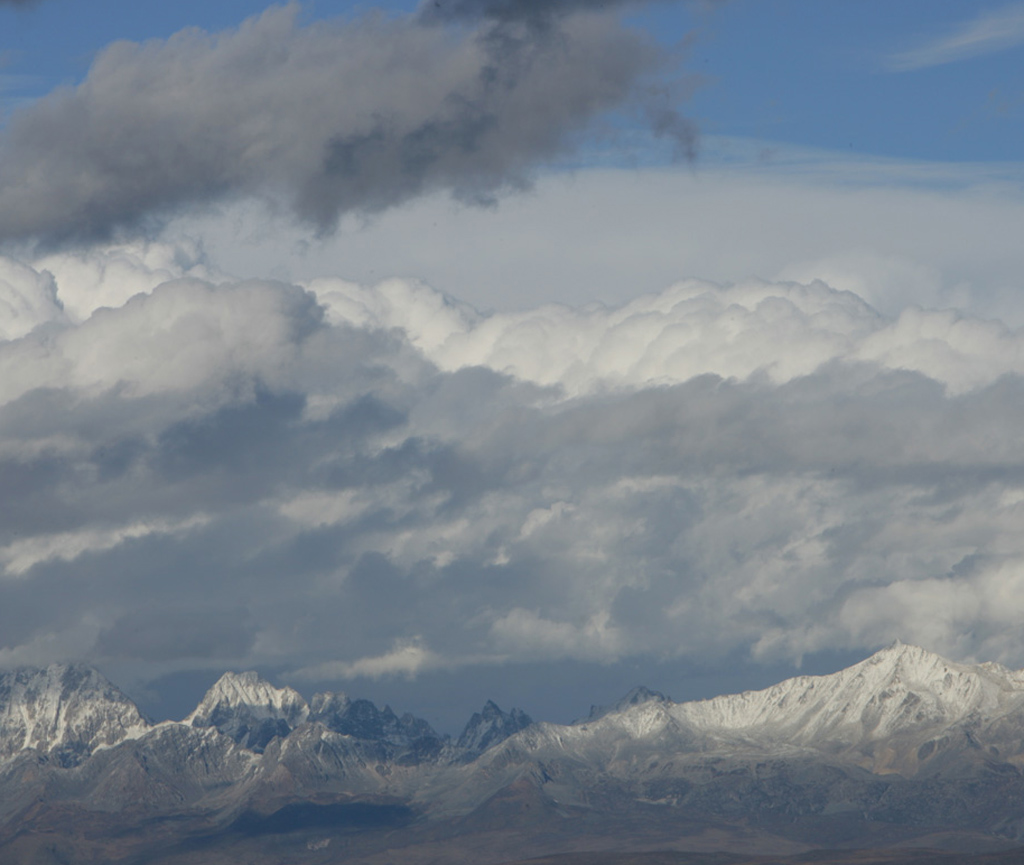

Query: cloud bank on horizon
(2, 243), (1024, 682)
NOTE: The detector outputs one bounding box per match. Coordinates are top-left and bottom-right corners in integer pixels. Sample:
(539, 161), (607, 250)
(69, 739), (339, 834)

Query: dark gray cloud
(95, 606), (256, 662)
(2, 261), (1024, 688)
(419, 0), (722, 26)
(420, 0), (649, 25)
(0, 4), (680, 246)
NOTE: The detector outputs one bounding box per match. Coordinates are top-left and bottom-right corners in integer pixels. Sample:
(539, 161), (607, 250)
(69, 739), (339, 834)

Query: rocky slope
(186, 671), (310, 752)
(457, 700), (533, 753)
(4, 643), (1024, 862)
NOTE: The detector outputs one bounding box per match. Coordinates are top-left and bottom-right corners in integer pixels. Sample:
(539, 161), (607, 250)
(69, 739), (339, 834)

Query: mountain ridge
(4, 642), (1024, 773)
(6, 643), (1024, 862)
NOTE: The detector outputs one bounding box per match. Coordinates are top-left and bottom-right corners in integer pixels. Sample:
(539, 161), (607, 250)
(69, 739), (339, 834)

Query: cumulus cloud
(2, 247), (1024, 688)
(31, 239), (223, 322)
(311, 274), (1024, 396)
(0, 3), (678, 246)
(0, 257), (64, 339)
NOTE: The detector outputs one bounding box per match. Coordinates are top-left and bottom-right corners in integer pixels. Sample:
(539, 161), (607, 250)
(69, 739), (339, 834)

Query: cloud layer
(0, 4), (675, 245)
(2, 246), (1024, 685)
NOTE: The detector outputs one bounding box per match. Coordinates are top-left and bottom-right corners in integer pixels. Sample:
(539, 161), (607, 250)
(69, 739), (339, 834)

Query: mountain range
(4, 642), (1024, 863)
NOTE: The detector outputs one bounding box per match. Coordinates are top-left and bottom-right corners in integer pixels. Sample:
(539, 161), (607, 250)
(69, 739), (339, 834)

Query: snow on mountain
(186, 671), (309, 752)
(585, 686), (668, 722)
(185, 673), (444, 758)
(457, 700), (532, 752)
(671, 641), (1024, 750)
(0, 664), (149, 766)
(468, 642), (1024, 782)
(6, 639), (1023, 817)
(8, 646), (1024, 860)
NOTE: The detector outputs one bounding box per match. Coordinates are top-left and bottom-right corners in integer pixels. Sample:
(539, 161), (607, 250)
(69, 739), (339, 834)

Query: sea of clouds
(2, 240), (1023, 682)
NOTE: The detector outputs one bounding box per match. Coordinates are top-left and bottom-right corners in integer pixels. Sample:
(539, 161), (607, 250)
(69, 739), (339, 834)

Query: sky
(1, 0), (1024, 732)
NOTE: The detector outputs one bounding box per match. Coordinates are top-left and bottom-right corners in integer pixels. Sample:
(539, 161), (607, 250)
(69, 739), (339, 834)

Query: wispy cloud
(292, 640), (443, 681)
(886, 3), (1024, 71)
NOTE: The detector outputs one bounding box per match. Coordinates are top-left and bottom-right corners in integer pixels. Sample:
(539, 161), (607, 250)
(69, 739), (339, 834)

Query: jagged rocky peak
(587, 685), (669, 722)
(187, 670), (309, 752)
(458, 700), (533, 752)
(309, 690), (350, 717)
(0, 663), (148, 766)
(309, 691), (441, 747)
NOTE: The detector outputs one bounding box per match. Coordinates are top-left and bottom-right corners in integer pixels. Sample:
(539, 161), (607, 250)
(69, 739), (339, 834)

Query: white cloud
(776, 251), (964, 315)
(0, 276), (322, 408)
(490, 609), (626, 662)
(292, 639), (442, 681)
(30, 239), (222, 322)
(886, 3), (1024, 71)
(191, 161), (1024, 327)
(0, 515), (210, 577)
(0, 256), (64, 340)
(3, 244), (1024, 682)
(312, 275), (1024, 396)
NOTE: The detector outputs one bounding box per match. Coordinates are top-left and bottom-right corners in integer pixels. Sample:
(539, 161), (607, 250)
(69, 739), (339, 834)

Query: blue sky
(3, 1), (1024, 731)
(682, 1), (1024, 163)
(6, 0), (1024, 163)
(6, 0), (1022, 318)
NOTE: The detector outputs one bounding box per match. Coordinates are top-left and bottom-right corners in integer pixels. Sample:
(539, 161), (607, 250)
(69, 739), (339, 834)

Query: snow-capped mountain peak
(586, 685), (668, 722)
(0, 663), (149, 766)
(186, 671), (309, 752)
(669, 641), (1024, 748)
(187, 671), (307, 720)
(476, 643), (1024, 781)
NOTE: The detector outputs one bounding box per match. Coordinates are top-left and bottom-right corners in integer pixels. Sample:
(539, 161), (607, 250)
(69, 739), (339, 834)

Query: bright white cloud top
(2, 240), (1024, 689)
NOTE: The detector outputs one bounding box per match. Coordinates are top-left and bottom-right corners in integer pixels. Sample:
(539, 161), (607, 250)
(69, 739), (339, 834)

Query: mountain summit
(0, 664), (147, 766)
(5, 644), (1024, 862)
(663, 641), (1024, 771)
(587, 685), (669, 721)
(186, 671), (308, 751)
(457, 700), (532, 752)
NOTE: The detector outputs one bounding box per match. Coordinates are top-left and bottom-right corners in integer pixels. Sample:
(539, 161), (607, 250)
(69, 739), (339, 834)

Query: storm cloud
(3, 248), (1024, 688)
(0, 3), (676, 246)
